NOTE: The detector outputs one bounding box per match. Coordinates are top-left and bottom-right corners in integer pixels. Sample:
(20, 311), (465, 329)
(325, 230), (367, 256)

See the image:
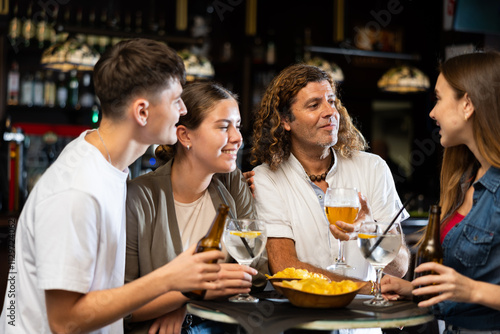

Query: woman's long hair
(250, 63), (367, 171)
(155, 81), (238, 162)
(438, 51), (500, 221)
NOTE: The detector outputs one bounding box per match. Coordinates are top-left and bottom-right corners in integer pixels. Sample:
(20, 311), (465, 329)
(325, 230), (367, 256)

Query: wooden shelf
(305, 46), (421, 61)
(59, 24), (205, 46)
(7, 105), (97, 129)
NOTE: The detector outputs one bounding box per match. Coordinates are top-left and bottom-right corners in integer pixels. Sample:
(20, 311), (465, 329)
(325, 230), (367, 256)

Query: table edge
(186, 303), (435, 330)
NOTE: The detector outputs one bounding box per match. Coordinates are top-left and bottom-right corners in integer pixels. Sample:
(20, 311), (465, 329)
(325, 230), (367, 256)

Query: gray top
(125, 159), (267, 333)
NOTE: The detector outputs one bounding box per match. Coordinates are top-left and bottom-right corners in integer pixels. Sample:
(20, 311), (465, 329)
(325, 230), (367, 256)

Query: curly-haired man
(251, 64), (410, 304)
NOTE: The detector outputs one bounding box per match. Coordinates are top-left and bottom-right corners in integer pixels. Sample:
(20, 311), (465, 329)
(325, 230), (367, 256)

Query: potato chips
(266, 268), (329, 281)
(281, 278), (358, 295)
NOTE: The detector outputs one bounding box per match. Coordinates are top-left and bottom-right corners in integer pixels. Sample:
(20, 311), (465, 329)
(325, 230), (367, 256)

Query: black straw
(365, 194), (415, 258)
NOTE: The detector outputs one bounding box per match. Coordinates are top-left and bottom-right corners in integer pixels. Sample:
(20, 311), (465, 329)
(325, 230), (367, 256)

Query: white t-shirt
(175, 190), (216, 251)
(174, 190), (230, 262)
(253, 150), (408, 281)
(1, 131), (129, 334)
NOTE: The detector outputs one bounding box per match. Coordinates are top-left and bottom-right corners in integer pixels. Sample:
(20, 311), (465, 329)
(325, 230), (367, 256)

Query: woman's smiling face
(189, 98), (242, 173)
(429, 73), (471, 148)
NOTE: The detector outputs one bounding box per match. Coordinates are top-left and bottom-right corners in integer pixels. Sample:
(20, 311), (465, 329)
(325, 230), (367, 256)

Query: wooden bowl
(272, 281), (367, 308)
(268, 278), (292, 295)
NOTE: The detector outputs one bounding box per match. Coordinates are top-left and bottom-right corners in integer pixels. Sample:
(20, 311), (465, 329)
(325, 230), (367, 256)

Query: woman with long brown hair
(381, 51), (500, 333)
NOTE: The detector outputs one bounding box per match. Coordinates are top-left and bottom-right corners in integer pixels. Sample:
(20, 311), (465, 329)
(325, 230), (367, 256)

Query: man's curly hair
(250, 64), (367, 171)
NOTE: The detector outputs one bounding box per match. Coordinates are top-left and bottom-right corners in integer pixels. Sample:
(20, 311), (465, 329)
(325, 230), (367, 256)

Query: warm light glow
(178, 49), (215, 82)
(378, 65), (430, 93)
(306, 56), (344, 83)
(41, 36), (100, 72)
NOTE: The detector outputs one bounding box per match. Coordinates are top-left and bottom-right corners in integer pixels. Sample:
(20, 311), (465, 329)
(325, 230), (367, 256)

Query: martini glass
(357, 220), (402, 307)
(222, 218), (267, 303)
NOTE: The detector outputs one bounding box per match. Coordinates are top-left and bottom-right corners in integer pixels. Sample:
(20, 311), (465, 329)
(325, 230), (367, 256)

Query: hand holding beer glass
(324, 187), (360, 271)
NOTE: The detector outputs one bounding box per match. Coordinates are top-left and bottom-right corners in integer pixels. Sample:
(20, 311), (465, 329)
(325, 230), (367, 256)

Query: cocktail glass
(222, 218), (267, 303)
(357, 220), (402, 307)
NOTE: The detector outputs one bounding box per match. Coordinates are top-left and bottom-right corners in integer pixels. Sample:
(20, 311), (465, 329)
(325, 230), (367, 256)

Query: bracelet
(369, 280), (376, 295)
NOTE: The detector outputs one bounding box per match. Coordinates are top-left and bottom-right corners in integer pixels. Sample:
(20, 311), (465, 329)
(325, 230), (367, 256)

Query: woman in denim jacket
(381, 51), (500, 333)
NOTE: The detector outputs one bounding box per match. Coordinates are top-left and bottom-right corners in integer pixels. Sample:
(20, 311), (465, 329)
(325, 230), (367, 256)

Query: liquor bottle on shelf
(148, 9), (159, 33)
(45, 11), (57, 46)
(252, 37), (265, 64)
(43, 71), (56, 108)
(413, 205), (443, 304)
(8, 1), (22, 47)
(21, 1), (35, 47)
(87, 9), (98, 50)
(99, 7), (108, 29)
(157, 13), (166, 36)
(79, 73), (95, 108)
(20, 72), (34, 107)
(46, 5), (58, 44)
(62, 6), (71, 27)
(123, 11), (132, 33)
(33, 71), (44, 107)
(68, 70), (80, 109)
(98, 35), (111, 54)
(182, 204), (229, 300)
(266, 30), (276, 65)
(109, 10), (121, 31)
(135, 11), (143, 34)
(88, 7), (96, 27)
(75, 7), (83, 27)
(7, 61), (20, 106)
(96, 8), (111, 54)
(54, 4), (65, 32)
(56, 72), (68, 108)
(36, 10), (49, 49)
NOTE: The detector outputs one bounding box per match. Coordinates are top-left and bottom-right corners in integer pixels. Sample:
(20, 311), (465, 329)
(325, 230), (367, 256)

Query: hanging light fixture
(306, 56), (344, 83)
(178, 49), (215, 82)
(377, 65), (430, 93)
(41, 35), (100, 72)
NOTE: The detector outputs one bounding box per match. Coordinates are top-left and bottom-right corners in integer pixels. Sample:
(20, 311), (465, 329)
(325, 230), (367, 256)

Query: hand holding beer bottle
(412, 205), (443, 304)
(182, 204), (230, 300)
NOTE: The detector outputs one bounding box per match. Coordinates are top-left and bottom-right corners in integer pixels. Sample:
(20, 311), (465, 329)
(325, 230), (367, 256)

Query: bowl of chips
(266, 268), (330, 295)
(273, 278), (366, 308)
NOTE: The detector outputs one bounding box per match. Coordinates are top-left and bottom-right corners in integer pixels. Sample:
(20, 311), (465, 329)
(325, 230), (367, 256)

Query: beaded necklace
(305, 155), (334, 182)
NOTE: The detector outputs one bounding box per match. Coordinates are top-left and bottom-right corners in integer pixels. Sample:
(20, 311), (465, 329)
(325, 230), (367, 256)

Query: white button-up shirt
(253, 150), (408, 281)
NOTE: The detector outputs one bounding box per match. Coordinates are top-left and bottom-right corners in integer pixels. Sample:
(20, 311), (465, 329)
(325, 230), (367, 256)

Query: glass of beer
(324, 187), (360, 271)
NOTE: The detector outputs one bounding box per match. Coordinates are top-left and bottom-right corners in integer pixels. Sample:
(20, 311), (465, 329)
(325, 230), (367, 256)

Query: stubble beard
(317, 135), (338, 149)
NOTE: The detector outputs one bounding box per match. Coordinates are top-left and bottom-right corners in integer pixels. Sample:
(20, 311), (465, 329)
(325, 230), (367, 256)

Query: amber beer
(413, 205), (443, 304)
(182, 204), (229, 300)
(325, 206), (360, 228)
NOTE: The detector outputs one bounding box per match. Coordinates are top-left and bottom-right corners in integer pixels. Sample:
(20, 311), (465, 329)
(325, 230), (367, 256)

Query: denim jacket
(434, 167), (500, 330)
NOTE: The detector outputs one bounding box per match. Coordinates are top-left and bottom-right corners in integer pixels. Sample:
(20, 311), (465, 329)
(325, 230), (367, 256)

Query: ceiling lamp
(41, 35), (100, 72)
(178, 49), (215, 82)
(378, 65), (430, 93)
(306, 56), (344, 83)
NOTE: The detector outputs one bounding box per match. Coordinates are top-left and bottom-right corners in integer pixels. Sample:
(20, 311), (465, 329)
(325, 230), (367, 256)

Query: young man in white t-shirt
(0, 38), (225, 334)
